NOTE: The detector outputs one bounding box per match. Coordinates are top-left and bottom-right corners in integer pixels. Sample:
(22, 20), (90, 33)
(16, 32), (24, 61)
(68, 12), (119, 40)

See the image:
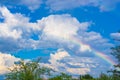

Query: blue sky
(0, 0), (120, 78)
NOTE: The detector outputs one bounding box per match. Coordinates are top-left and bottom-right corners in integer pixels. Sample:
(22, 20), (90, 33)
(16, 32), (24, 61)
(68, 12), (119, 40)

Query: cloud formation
(111, 32), (120, 40)
(0, 0), (120, 11)
(42, 49), (112, 76)
(0, 52), (20, 74)
(0, 0), (42, 11)
(38, 14), (112, 53)
(0, 7), (41, 52)
(0, 7), (114, 75)
(20, 0), (42, 11)
(42, 49), (91, 75)
(39, 14), (90, 40)
(46, 0), (120, 11)
(0, 6), (113, 55)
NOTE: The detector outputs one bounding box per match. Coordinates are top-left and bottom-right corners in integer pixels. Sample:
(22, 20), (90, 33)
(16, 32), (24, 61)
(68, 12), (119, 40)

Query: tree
(110, 32), (120, 79)
(5, 58), (52, 80)
(96, 73), (114, 80)
(49, 73), (72, 80)
(79, 74), (95, 80)
(111, 46), (120, 63)
(111, 46), (120, 79)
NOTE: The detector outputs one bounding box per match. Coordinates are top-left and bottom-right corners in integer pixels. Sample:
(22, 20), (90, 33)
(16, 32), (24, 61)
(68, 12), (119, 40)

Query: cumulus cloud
(36, 14), (114, 75)
(41, 49), (112, 76)
(111, 32), (120, 40)
(49, 49), (70, 61)
(0, 6), (41, 52)
(0, 52), (20, 74)
(43, 49), (91, 74)
(78, 31), (113, 52)
(0, 7), (112, 53)
(0, 7), (114, 76)
(46, 0), (120, 11)
(39, 14), (90, 40)
(38, 14), (112, 53)
(0, 6), (113, 53)
(48, 49), (70, 71)
(0, 7), (41, 38)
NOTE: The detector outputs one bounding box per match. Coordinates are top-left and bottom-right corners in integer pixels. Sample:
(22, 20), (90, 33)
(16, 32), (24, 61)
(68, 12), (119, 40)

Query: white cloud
(0, 6), (42, 52)
(46, 0), (120, 11)
(46, 0), (97, 11)
(49, 49), (70, 61)
(66, 68), (90, 75)
(110, 32), (120, 40)
(42, 49), (91, 75)
(0, 6), (41, 39)
(1, 0), (119, 11)
(76, 31), (113, 53)
(42, 49), (112, 76)
(80, 44), (91, 52)
(0, 7), (115, 76)
(39, 14), (90, 41)
(20, 0), (42, 11)
(38, 14), (112, 53)
(0, 7), (113, 53)
(46, 49), (70, 71)
(0, 52), (20, 74)
(0, 7), (22, 39)
(0, 24), (22, 39)
(0, 0), (42, 11)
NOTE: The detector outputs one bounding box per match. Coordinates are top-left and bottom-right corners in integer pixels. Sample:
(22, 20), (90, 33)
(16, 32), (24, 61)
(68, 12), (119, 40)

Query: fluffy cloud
(78, 31), (113, 52)
(36, 14), (114, 75)
(49, 49), (70, 61)
(42, 49), (112, 76)
(43, 49), (91, 74)
(38, 14), (112, 53)
(0, 7), (114, 76)
(0, 6), (41, 52)
(66, 68), (90, 75)
(46, 0), (120, 11)
(0, 7), (41, 38)
(0, 52), (20, 74)
(46, 49), (70, 71)
(0, 6), (113, 53)
(39, 14), (90, 40)
(111, 32), (120, 40)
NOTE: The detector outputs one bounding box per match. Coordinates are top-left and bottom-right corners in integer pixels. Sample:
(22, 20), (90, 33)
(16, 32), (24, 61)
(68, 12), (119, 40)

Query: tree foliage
(79, 74), (95, 80)
(49, 73), (72, 80)
(110, 32), (120, 79)
(5, 59), (51, 80)
(111, 46), (120, 63)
